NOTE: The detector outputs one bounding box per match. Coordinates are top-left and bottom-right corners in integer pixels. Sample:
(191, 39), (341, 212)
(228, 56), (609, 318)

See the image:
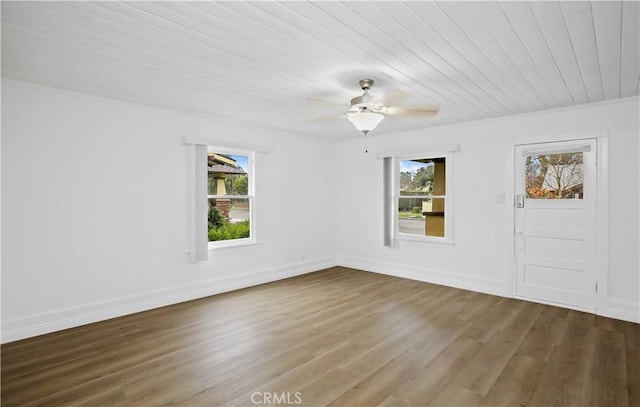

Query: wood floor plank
(452, 300), (544, 395)
(478, 355), (544, 407)
(324, 357), (418, 407)
(587, 327), (629, 406)
(392, 336), (484, 405)
(429, 384), (482, 407)
(459, 297), (521, 344)
(31, 386), (133, 407)
(515, 304), (569, 362)
(624, 320), (640, 407)
(228, 341), (367, 406)
(526, 311), (598, 406)
(2, 267), (638, 407)
(121, 369), (207, 405)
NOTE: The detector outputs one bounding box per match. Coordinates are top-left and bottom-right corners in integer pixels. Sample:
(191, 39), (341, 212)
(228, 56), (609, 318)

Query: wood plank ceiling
(2, 1), (639, 138)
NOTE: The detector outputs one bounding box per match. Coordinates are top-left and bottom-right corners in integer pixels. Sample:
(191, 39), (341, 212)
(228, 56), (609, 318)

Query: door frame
(505, 129), (609, 314)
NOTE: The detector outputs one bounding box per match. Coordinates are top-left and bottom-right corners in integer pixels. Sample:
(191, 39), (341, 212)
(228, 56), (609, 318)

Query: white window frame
(392, 153), (454, 244)
(207, 146), (256, 250)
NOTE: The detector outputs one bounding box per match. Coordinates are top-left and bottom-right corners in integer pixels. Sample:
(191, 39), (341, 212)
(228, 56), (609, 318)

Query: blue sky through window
(400, 160), (433, 173)
(231, 154), (249, 172)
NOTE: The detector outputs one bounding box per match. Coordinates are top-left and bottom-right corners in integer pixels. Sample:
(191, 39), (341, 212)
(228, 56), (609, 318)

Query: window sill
(395, 235), (456, 246)
(208, 239), (261, 251)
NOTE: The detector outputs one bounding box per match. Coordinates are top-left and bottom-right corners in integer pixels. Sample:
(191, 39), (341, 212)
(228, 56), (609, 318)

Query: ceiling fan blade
(307, 112), (347, 122)
(382, 89), (411, 106)
(385, 106), (440, 118)
(307, 97), (348, 108)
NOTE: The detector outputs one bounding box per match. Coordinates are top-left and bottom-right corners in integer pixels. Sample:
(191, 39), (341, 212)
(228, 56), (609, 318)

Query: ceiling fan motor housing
(351, 79), (381, 111)
(350, 93), (375, 108)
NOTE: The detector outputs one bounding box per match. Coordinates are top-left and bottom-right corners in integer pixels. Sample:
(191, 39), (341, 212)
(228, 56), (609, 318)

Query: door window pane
(525, 152), (584, 199)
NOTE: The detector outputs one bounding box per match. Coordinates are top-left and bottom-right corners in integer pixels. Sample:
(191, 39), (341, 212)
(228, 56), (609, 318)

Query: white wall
(2, 79), (638, 343)
(1, 79), (338, 342)
(336, 97), (640, 323)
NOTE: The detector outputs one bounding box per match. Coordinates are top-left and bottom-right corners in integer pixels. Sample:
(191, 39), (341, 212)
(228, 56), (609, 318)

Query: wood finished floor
(2, 267), (639, 407)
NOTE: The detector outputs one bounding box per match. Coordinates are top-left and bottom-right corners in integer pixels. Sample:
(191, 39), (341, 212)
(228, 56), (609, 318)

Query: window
(207, 148), (255, 248)
(388, 154), (452, 243)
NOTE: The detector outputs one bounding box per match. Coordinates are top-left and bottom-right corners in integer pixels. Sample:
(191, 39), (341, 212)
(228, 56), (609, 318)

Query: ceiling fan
(309, 79), (440, 136)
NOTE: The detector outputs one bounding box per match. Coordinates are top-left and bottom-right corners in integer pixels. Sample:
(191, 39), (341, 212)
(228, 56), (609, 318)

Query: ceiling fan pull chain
(364, 131), (369, 153)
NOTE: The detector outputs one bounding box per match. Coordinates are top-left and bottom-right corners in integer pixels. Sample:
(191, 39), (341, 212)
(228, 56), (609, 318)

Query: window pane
(207, 152), (249, 196)
(398, 157), (446, 238)
(398, 198), (426, 235)
(208, 198), (250, 242)
(399, 159), (435, 194)
(398, 197), (427, 213)
(397, 198), (445, 237)
(526, 152), (583, 199)
(424, 199), (445, 237)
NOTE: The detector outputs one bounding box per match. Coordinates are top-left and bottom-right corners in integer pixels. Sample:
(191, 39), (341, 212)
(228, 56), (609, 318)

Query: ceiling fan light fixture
(308, 78), (439, 139)
(347, 110), (384, 134)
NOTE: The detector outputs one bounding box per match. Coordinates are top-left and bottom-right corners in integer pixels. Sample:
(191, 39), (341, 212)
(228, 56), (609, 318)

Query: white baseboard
(603, 298), (640, 323)
(1, 256), (338, 343)
(338, 256), (639, 324)
(337, 255), (506, 297)
(4, 257), (636, 343)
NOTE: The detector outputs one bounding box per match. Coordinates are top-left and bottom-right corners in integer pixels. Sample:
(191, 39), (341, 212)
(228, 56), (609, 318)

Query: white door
(515, 139), (597, 310)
